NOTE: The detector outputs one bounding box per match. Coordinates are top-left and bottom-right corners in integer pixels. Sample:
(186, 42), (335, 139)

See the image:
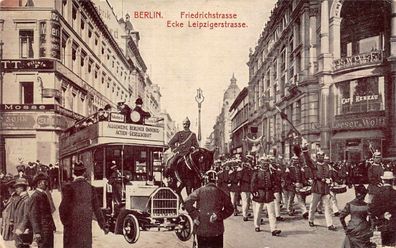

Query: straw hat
(381, 171), (395, 180)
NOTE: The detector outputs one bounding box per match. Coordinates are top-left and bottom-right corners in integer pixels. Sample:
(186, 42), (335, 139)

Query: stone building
(247, 0), (396, 161)
(0, 0), (158, 173)
(229, 87), (249, 156)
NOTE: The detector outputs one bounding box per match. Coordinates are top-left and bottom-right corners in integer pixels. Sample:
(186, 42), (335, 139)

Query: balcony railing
(333, 50), (383, 71)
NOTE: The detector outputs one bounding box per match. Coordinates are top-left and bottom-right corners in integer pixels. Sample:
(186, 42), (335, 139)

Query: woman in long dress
(339, 184), (376, 248)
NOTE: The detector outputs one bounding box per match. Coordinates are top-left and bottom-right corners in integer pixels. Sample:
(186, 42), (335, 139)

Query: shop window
(20, 82), (34, 104)
(335, 76), (385, 115)
(358, 36), (381, 54)
(19, 30), (34, 58)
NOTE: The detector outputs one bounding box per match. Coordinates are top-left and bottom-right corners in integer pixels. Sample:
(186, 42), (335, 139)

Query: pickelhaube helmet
(204, 170), (218, 183)
(373, 150), (381, 158)
(182, 117), (190, 124)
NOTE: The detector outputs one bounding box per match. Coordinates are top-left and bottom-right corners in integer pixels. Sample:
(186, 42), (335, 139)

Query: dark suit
(369, 185), (396, 246)
(59, 177), (106, 248)
(29, 190), (56, 248)
(132, 106), (151, 124)
(185, 183), (233, 247)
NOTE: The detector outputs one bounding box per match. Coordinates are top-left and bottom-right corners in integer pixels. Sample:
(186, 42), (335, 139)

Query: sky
(107, 0), (276, 143)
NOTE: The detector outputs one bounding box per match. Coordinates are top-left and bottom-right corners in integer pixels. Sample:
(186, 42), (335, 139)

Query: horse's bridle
(185, 152), (204, 179)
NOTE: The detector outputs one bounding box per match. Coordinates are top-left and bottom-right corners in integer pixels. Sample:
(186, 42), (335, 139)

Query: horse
(164, 148), (214, 203)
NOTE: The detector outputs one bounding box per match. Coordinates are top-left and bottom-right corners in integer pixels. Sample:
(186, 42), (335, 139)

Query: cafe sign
(341, 95), (379, 104)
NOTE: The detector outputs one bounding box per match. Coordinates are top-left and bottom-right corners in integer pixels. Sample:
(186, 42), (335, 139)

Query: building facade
(212, 74), (240, 158)
(0, 0), (158, 173)
(229, 87), (249, 156)
(247, 0), (396, 161)
(159, 111), (176, 145)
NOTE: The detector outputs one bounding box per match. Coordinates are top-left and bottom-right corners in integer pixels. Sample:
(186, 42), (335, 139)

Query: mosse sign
(0, 104), (55, 111)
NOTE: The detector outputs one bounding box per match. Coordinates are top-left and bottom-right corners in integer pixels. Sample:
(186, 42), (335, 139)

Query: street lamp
(195, 88), (205, 143)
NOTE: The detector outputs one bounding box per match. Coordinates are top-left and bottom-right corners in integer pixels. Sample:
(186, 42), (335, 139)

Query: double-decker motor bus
(59, 112), (165, 206)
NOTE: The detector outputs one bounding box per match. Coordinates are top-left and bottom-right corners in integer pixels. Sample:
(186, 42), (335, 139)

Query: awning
(332, 130), (384, 140)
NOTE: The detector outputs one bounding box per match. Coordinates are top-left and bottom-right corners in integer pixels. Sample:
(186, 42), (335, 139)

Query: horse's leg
(176, 182), (186, 209)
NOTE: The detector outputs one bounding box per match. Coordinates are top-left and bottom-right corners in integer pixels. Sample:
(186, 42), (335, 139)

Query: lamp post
(195, 88), (205, 144)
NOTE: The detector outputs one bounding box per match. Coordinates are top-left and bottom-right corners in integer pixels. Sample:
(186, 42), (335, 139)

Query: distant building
(229, 87), (249, 156)
(213, 74), (240, 158)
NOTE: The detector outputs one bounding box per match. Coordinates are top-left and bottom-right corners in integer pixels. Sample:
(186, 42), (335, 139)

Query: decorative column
(318, 0), (332, 155)
(309, 7), (318, 75)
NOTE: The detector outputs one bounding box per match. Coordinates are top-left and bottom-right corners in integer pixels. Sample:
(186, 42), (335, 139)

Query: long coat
(59, 178), (106, 248)
(29, 190), (56, 236)
(185, 183), (233, 237)
(13, 192), (33, 245)
(0, 193), (18, 240)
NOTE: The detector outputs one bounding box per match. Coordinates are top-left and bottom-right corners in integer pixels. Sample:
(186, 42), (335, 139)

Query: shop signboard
(0, 112), (74, 130)
(99, 122), (164, 146)
(0, 59), (55, 71)
(332, 111), (386, 130)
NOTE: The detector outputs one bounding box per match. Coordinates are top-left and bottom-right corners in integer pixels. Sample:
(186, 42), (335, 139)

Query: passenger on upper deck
(131, 97), (151, 125)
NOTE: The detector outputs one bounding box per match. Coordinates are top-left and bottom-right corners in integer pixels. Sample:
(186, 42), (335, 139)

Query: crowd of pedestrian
(204, 143), (396, 247)
(0, 160), (108, 248)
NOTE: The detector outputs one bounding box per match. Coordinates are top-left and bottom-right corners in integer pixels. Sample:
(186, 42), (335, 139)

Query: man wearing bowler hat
(12, 178), (32, 248)
(369, 171), (396, 247)
(131, 97), (151, 124)
(20, 173), (56, 248)
(59, 162), (108, 248)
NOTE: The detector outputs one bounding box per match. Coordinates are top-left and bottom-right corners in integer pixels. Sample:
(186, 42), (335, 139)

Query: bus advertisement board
(99, 122), (164, 146)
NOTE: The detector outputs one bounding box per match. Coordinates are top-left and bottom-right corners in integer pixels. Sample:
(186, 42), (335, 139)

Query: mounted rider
(166, 117), (200, 178)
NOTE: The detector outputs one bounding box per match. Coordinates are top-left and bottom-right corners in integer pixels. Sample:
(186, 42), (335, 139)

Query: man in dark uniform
(251, 156), (281, 235)
(165, 117), (199, 178)
(185, 170), (233, 248)
(131, 97), (151, 125)
(302, 141), (337, 231)
(367, 151), (384, 203)
(117, 101), (133, 123)
(269, 156), (284, 222)
(238, 161), (253, 221)
(216, 161), (230, 194)
(108, 161), (123, 206)
(284, 155), (308, 219)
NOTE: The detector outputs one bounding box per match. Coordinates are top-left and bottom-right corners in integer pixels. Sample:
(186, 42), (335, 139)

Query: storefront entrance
(344, 148), (362, 162)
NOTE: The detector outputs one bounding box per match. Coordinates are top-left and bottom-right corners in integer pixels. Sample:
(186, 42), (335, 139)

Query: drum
(297, 186), (311, 197)
(330, 184), (347, 194)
